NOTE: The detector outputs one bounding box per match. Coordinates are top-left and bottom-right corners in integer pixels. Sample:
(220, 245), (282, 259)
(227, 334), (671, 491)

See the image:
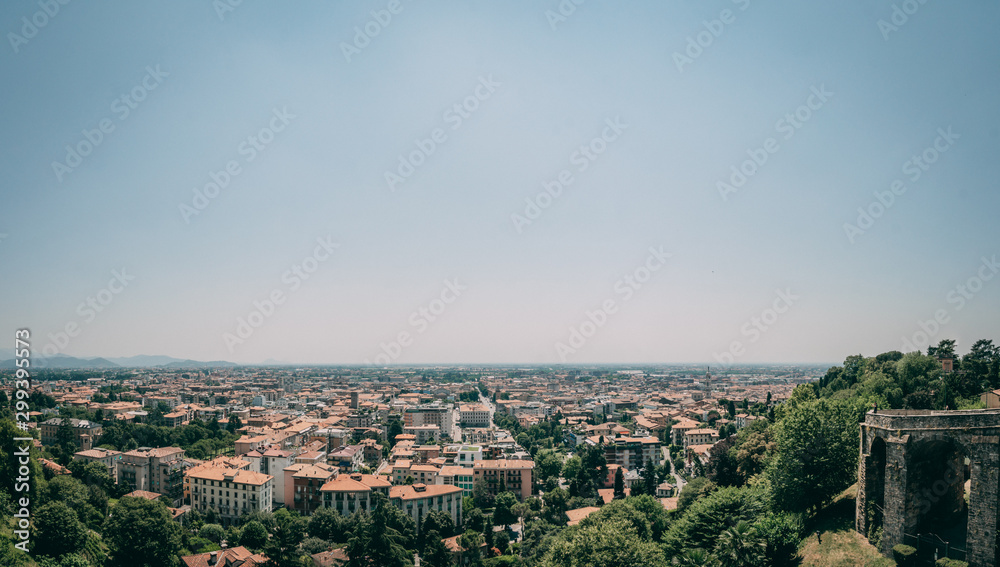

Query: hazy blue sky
(1, 1), (998, 365)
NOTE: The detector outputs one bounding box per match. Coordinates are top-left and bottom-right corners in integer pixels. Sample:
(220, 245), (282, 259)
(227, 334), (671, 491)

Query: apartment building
(389, 483), (463, 532)
(187, 466), (274, 526)
(603, 436), (661, 470)
(329, 445), (362, 473)
(683, 428), (719, 448)
(284, 463), (338, 516)
(183, 456), (252, 505)
(72, 448), (122, 477)
(403, 425), (440, 445)
(458, 404), (490, 427)
(244, 448), (296, 505)
(473, 459), (534, 501)
(671, 418), (699, 445)
(319, 472), (391, 516)
(118, 447), (186, 505)
(456, 446), (483, 466)
(438, 465), (474, 497)
(40, 418), (103, 447)
(403, 404), (454, 436)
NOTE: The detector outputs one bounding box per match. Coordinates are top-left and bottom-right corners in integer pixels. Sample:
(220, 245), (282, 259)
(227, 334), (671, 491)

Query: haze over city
(2, 1), (999, 365)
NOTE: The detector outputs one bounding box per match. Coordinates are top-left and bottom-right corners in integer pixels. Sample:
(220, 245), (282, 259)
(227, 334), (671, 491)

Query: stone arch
(863, 436), (887, 539)
(904, 436), (969, 549)
(856, 409), (1000, 567)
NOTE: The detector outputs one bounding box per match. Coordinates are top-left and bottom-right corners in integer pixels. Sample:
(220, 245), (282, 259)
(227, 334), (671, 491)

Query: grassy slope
(800, 484), (896, 567)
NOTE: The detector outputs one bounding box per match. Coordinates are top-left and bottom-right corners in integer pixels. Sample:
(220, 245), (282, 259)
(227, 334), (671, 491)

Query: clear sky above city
(1, 1), (998, 365)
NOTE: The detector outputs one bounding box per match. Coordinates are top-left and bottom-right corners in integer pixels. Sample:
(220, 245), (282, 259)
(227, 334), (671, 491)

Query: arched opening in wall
(865, 437), (887, 543)
(907, 439), (969, 557)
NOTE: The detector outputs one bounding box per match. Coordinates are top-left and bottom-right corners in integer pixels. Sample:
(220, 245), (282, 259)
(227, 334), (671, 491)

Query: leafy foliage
(103, 496), (183, 567)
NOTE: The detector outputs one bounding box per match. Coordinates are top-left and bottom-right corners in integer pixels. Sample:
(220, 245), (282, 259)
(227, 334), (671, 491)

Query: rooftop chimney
(209, 551), (218, 565)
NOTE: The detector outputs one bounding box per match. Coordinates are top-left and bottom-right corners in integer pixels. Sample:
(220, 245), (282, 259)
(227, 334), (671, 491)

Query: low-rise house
(73, 447), (123, 477)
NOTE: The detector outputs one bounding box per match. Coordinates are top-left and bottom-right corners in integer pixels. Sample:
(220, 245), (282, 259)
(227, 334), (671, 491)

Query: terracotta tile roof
(310, 549), (348, 567)
(389, 483), (463, 501)
(187, 467), (273, 486)
(125, 490), (163, 500)
(565, 506), (600, 526)
(180, 546), (266, 567)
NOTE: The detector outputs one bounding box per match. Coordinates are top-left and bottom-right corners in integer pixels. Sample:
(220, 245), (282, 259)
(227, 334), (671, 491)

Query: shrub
(892, 544), (917, 566)
(935, 559), (968, 567)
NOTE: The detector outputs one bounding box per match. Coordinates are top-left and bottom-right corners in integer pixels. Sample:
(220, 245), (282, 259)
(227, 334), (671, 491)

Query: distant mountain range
(0, 353), (237, 369)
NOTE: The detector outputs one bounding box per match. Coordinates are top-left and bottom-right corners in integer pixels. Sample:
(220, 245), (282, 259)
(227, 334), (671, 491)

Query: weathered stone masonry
(857, 409), (1000, 566)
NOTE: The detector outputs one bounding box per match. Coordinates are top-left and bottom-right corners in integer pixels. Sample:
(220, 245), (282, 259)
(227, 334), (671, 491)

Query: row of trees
(818, 339), (999, 410)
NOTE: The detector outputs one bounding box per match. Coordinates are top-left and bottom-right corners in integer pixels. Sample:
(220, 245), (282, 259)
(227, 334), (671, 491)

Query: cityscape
(3, 1), (1000, 567)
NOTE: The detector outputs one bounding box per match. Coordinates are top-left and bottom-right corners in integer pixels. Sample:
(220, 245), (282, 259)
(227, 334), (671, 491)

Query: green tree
(561, 456), (582, 482)
(541, 517), (667, 567)
(33, 501), (87, 558)
(714, 521), (765, 567)
(103, 496), (183, 567)
(671, 548), (720, 567)
(706, 436), (741, 487)
(643, 457), (658, 496)
(473, 479), (494, 508)
(263, 509), (307, 567)
(226, 414), (243, 434)
(388, 419), (404, 448)
(465, 507), (487, 533)
(422, 530), (451, 567)
(677, 477), (715, 512)
(533, 449), (563, 486)
(301, 537), (330, 555)
(752, 512), (802, 567)
(767, 397), (864, 514)
(307, 507), (346, 543)
(199, 523), (226, 543)
(663, 485), (767, 558)
(459, 530), (484, 567)
(613, 467), (626, 500)
(345, 495), (413, 567)
(542, 487), (569, 525)
(420, 510), (455, 550)
(493, 492), (518, 529)
(239, 520), (269, 551)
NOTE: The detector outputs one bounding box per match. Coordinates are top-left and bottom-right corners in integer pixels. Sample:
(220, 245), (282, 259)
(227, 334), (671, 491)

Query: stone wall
(856, 409), (1000, 567)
